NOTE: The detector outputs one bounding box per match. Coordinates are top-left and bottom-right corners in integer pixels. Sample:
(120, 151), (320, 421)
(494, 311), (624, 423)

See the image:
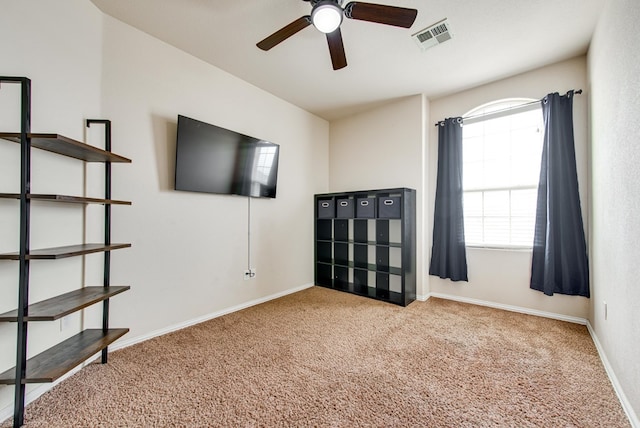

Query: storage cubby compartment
(376, 272), (390, 292)
(334, 242), (349, 266)
(334, 219), (349, 242)
(316, 241), (332, 263)
(376, 246), (389, 272)
(317, 219), (333, 241)
(376, 220), (390, 244)
(389, 246), (402, 270)
(353, 268), (368, 286)
(316, 263), (333, 287)
(353, 243), (368, 269)
(389, 274), (403, 294)
(314, 188), (415, 306)
(334, 265), (349, 288)
(353, 219), (368, 243)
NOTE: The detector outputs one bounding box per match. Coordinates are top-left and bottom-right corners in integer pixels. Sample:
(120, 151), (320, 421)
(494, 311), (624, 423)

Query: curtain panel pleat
(429, 117), (468, 282)
(530, 91), (590, 297)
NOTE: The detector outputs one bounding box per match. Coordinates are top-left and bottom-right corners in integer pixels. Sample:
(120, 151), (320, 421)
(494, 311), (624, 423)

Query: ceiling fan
(257, 0), (418, 70)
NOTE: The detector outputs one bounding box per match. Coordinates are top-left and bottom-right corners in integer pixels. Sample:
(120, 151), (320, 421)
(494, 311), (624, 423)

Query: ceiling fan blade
(326, 28), (347, 70)
(344, 2), (417, 28)
(257, 16), (312, 51)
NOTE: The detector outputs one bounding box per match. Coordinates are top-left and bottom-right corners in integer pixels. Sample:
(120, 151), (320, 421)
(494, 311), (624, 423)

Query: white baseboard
(0, 282), (314, 425)
(416, 293), (430, 302)
(110, 282), (315, 352)
(427, 292), (588, 324)
(587, 321), (639, 428)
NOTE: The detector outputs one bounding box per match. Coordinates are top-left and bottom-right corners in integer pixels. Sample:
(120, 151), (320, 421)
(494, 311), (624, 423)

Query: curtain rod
(434, 89), (583, 127)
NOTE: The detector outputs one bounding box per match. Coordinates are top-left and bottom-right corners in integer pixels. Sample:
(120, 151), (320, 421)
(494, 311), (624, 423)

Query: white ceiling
(89, 0), (604, 121)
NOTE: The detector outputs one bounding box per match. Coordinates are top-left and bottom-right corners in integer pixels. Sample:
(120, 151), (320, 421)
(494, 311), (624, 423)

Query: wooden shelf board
(0, 133), (131, 163)
(0, 328), (128, 384)
(0, 286), (130, 322)
(0, 243), (131, 260)
(0, 193), (131, 205)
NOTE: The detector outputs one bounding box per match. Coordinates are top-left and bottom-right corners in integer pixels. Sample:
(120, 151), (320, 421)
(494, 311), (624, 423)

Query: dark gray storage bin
(317, 199), (335, 219)
(336, 198), (354, 218)
(378, 196), (401, 218)
(356, 197), (376, 218)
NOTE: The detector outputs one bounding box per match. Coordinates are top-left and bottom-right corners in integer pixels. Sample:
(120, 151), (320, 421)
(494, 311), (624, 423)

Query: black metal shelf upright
(0, 76), (131, 427)
(4, 75), (31, 428)
(86, 118), (116, 365)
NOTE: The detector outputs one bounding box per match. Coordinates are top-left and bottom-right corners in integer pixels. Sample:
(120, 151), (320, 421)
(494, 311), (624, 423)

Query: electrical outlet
(244, 269), (256, 281)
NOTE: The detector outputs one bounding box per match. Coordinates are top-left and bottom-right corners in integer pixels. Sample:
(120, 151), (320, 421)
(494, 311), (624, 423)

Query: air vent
(412, 19), (452, 50)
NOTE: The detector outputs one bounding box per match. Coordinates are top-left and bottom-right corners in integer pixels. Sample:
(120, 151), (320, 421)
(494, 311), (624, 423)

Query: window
(462, 99), (543, 248)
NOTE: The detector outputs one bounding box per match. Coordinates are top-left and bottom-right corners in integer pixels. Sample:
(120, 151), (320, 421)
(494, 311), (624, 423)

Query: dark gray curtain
(429, 117), (468, 282)
(530, 91), (589, 297)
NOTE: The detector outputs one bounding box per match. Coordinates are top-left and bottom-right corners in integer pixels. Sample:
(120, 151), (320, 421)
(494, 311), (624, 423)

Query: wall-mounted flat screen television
(174, 115), (280, 198)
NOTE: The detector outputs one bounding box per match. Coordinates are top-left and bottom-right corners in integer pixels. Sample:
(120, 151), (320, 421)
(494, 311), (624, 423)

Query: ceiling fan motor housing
(306, 0), (345, 5)
(311, 0), (344, 33)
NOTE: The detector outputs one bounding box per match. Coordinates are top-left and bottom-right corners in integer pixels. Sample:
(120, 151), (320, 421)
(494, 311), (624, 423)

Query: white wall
(0, 0), (105, 414)
(100, 16), (329, 337)
(329, 95), (428, 296)
(427, 57), (590, 320)
(588, 0), (640, 422)
(0, 0), (329, 418)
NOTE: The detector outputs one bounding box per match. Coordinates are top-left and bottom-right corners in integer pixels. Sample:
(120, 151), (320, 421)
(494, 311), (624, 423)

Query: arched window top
(464, 98), (538, 118)
(463, 98), (539, 125)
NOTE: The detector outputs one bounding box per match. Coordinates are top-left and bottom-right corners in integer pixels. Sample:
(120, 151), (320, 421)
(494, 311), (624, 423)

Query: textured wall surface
(588, 0), (640, 422)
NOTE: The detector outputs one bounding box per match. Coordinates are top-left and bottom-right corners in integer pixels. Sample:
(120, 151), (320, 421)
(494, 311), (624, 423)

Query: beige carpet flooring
(2, 286), (630, 427)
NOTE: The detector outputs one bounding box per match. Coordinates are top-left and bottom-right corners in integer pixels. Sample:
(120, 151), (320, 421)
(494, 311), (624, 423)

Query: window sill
(465, 244), (532, 252)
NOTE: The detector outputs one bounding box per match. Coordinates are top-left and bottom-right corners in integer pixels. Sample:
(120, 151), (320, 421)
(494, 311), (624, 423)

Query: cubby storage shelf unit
(0, 76), (131, 428)
(314, 188), (416, 306)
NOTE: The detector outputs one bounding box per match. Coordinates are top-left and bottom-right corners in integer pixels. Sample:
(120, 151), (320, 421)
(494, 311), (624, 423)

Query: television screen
(174, 115), (279, 198)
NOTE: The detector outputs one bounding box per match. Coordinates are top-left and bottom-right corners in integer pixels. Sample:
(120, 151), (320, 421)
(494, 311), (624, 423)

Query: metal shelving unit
(0, 76), (131, 427)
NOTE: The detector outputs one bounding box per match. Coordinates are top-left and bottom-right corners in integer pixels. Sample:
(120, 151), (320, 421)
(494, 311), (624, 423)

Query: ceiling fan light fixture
(311, 1), (343, 33)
